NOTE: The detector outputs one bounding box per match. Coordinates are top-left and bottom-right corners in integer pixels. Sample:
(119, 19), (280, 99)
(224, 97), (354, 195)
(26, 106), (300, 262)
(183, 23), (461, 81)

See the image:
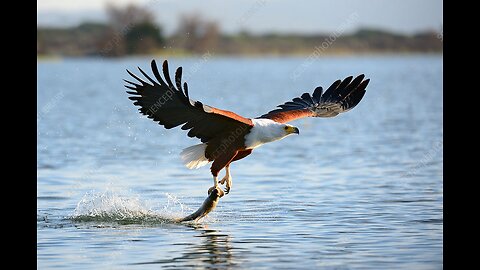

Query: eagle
(125, 60), (369, 197)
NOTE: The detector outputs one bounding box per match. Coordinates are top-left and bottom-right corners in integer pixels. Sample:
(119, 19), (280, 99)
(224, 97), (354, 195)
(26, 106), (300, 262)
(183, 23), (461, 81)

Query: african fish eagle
(125, 60), (369, 197)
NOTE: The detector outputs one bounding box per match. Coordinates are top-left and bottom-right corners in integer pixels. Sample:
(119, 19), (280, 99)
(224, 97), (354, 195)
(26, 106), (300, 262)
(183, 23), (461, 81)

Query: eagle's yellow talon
(219, 165), (232, 195)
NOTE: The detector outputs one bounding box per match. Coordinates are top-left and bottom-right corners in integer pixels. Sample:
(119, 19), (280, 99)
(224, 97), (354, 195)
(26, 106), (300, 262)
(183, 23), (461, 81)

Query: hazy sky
(37, 0), (443, 35)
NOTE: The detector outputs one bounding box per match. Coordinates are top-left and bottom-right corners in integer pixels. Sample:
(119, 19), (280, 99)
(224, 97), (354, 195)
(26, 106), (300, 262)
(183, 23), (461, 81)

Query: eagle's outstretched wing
(259, 74), (369, 123)
(125, 60), (253, 143)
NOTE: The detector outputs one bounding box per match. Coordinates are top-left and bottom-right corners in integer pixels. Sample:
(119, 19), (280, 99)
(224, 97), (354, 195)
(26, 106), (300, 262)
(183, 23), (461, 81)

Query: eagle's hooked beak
(286, 126), (299, 135)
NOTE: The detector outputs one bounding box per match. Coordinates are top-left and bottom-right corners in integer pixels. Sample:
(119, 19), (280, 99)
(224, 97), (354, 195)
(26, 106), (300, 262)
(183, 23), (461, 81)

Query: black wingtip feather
(292, 97), (310, 107)
(338, 75), (353, 90)
(137, 67), (157, 86)
(162, 60), (174, 88)
(151, 59), (167, 85)
(123, 79), (142, 88)
(322, 79), (341, 101)
(301, 93), (314, 105)
(346, 89), (366, 110)
(260, 74), (369, 121)
(184, 82), (189, 98)
(312, 86), (323, 103)
(123, 79), (135, 85)
(352, 74), (365, 85)
(338, 74), (365, 98)
(126, 69), (147, 85)
(175, 67), (183, 92)
(341, 77), (369, 110)
(357, 79), (370, 92)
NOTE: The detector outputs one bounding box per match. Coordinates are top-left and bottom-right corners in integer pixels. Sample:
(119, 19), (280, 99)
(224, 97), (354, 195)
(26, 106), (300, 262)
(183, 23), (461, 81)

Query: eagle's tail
(180, 143), (210, 169)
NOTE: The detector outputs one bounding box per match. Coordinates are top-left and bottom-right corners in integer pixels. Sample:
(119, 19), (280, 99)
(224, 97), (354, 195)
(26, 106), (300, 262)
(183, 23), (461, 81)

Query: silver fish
(176, 187), (222, 222)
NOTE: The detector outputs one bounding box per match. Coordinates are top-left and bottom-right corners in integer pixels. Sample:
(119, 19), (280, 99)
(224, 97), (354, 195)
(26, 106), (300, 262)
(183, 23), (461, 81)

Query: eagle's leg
(209, 151), (237, 197)
(219, 165), (232, 194)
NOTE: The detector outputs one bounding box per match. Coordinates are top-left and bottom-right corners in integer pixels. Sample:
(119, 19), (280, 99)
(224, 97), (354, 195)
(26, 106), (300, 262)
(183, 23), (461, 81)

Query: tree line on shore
(37, 4), (442, 57)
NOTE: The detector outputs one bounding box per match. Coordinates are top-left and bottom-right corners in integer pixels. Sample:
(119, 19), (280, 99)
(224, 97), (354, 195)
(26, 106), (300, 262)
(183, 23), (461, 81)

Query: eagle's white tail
(180, 143), (210, 169)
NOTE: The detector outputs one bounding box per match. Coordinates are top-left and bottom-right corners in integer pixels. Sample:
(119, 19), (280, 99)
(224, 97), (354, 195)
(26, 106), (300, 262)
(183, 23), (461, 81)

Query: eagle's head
(245, 119), (299, 149)
(282, 124), (300, 136)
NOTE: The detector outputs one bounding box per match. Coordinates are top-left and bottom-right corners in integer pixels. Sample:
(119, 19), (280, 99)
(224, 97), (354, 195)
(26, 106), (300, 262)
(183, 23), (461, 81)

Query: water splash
(70, 189), (197, 225)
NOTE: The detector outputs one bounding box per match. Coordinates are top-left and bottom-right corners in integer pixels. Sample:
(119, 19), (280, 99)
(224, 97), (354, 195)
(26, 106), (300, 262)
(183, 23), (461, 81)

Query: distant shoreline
(38, 22), (442, 59)
(37, 51), (443, 62)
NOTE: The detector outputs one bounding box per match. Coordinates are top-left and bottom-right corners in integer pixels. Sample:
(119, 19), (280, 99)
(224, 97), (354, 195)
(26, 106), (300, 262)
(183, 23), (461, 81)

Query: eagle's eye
(284, 126), (289, 130)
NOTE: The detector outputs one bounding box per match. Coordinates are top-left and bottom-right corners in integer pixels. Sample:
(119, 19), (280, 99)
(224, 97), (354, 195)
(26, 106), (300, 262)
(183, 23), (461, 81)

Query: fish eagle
(125, 60), (369, 197)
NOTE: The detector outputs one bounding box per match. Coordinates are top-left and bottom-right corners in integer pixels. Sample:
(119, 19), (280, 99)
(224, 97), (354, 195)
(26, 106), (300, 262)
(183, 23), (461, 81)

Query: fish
(176, 187), (222, 222)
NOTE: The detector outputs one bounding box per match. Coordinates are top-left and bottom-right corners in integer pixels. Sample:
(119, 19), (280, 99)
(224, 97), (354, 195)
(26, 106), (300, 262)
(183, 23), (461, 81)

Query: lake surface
(37, 55), (443, 269)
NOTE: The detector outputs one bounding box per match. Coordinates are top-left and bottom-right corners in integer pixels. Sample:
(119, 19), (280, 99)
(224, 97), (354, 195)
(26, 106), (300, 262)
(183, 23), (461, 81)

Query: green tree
(101, 3), (164, 56)
(173, 13), (219, 53)
(125, 22), (164, 54)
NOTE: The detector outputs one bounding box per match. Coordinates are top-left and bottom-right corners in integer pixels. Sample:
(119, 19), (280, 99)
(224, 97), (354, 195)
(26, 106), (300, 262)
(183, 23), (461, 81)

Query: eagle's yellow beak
(285, 126), (300, 135)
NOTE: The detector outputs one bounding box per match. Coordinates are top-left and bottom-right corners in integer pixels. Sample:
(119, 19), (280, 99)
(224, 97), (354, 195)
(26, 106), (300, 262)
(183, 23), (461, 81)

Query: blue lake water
(37, 55), (443, 269)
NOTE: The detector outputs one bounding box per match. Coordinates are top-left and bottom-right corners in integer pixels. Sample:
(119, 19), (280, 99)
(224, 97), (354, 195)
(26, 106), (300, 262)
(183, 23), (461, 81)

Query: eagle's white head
(245, 118), (299, 149)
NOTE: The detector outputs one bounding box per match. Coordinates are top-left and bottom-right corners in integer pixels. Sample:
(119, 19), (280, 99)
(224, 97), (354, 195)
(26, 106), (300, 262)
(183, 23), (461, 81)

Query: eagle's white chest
(244, 118), (285, 149)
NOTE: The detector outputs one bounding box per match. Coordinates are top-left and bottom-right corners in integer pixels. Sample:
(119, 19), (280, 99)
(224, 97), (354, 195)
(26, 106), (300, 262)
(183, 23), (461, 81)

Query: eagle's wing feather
(126, 60), (253, 143)
(259, 74), (369, 123)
